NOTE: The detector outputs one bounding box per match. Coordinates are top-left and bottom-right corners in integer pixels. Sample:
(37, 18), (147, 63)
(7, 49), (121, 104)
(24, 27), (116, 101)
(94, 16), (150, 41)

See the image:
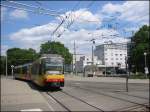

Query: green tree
(0, 56), (6, 75)
(40, 41), (72, 64)
(130, 25), (150, 73)
(6, 48), (39, 74)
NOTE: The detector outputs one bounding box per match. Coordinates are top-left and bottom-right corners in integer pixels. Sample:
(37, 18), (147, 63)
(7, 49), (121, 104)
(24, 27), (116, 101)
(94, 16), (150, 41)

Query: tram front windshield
(44, 58), (63, 74)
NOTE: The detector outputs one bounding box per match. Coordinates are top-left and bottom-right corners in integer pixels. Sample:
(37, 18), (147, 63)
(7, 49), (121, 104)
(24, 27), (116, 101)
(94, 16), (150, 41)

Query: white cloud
(9, 23), (129, 55)
(102, 2), (122, 14)
(58, 8), (101, 30)
(101, 1), (149, 24)
(9, 22), (68, 51)
(9, 9), (29, 19)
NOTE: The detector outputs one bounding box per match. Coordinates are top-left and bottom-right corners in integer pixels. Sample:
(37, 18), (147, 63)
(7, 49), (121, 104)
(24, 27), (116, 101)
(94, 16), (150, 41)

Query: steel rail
(70, 85), (149, 108)
(46, 92), (71, 112)
(115, 102), (149, 111)
(60, 90), (104, 111)
(70, 83), (148, 99)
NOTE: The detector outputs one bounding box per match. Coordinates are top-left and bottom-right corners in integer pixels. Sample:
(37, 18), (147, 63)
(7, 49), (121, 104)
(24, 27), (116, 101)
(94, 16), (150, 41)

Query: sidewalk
(1, 77), (51, 111)
(65, 74), (149, 83)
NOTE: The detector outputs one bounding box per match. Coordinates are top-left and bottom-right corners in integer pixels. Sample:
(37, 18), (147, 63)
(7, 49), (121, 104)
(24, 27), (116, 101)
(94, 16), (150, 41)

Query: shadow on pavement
(27, 81), (62, 92)
(14, 78), (62, 92)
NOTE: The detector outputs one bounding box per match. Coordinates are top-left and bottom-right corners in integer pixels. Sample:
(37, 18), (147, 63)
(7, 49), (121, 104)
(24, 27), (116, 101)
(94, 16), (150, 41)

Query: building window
(120, 58), (122, 60)
(120, 54), (122, 56)
(111, 62), (114, 65)
(105, 58), (108, 60)
(111, 58), (113, 60)
(116, 58), (118, 60)
(115, 54), (118, 56)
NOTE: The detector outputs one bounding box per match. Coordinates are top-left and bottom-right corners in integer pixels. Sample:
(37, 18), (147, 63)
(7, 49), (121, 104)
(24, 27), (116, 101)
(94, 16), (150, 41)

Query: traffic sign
(144, 67), (149, 74)
(11, 65), (14, 68)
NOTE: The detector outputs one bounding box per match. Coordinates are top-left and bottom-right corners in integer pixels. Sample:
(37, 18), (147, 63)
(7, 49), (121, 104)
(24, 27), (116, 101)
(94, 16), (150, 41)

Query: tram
(14, 54), (64, 88)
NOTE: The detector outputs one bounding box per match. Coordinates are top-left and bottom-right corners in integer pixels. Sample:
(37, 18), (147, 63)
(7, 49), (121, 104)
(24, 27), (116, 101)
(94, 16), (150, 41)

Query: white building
(75, 55), (102, 72)
(94, 42), (127, 68)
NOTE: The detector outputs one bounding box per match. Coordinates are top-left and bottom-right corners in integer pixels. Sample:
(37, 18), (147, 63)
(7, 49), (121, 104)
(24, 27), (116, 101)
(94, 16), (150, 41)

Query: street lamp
(144, 52), (148, 78)
(87, 33), (95, 65)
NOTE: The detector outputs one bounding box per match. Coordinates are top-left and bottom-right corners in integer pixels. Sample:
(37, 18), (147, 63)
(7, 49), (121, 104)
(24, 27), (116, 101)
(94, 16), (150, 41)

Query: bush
(129, 72), (149, 79)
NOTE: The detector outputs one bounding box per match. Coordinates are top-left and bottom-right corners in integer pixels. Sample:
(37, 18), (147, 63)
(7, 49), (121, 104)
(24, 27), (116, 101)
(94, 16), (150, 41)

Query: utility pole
(91, 39), (95, 65)
(144, 52), (148, 78)
(125, 56), (128, 92)
(74, 40), (77, 75)
(6, 54), (8, 78)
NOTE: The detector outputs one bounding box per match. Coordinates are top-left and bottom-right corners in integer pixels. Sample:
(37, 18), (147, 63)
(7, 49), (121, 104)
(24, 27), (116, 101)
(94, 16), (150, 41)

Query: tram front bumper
(44, 79), (64, 87)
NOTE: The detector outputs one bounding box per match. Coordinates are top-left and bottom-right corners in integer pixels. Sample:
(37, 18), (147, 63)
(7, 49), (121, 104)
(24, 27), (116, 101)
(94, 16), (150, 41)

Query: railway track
(60, 91), (104, 111)
(72, 83), (148, 100)
(72, 82), (149, 91)
(39, 82), (148, 111)
(113, 91), (148, 100)
(70, 85), (149, 111)
(46, 91), (104, 111)
(46, 92), (71, 111)
(70, 83), (149, 99)
(116, 103), (149, 111)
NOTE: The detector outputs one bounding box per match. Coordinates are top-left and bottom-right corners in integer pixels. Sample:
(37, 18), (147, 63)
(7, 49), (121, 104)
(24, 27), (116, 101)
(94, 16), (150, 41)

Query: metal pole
(144, 53), (147, 78)
(6, 55), (8, 78)
(11, 68), (13, 79)
(105, 65), (106, 76)
(125, 56), (128, 92)
(92, 45), (94, 65)
(74, 40), (77, 75)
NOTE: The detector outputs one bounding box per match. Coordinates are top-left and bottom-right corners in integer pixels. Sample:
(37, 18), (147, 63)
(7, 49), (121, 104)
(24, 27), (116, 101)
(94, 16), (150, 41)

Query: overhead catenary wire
(51, 1), (81, 37)
(55, 1), (95, 38)
(0, 4), (61, 17)
(7, 1), (63, 14)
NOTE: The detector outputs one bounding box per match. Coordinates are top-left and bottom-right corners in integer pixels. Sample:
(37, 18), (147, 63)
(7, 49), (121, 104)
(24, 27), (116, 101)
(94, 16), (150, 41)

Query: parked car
(116, 69), (127, 74)
(87, 73), (93, 77)
(103, 71), (111, 75)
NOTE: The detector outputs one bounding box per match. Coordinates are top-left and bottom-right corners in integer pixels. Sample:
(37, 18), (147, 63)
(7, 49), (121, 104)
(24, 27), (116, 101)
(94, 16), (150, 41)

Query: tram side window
(31, 63), (39, 75)
(15, 68), (21, 74)
(22, 66), (27, 74)
(31, 65), (36, 75)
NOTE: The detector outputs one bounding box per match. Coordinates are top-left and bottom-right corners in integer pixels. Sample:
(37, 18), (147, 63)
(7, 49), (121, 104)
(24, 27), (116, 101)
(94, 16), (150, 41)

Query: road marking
(21, 108), (42, 111)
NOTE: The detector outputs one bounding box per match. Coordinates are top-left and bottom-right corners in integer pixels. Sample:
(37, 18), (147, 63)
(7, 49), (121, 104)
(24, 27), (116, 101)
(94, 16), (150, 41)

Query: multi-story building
(75, 55), (102, 72)
(94, 41), (127, 68)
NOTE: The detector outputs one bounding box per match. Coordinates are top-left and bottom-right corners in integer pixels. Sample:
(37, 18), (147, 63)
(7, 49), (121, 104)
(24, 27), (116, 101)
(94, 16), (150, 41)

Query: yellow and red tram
(14, 54), (64, 88)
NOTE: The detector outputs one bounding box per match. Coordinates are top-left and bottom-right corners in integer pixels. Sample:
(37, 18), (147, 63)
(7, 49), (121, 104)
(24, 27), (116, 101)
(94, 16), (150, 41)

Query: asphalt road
(1, 75), (149, 111)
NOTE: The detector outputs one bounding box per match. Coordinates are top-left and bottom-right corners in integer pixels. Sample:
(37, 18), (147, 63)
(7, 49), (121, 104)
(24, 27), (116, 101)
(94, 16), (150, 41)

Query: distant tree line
(0, 41), (72, 75)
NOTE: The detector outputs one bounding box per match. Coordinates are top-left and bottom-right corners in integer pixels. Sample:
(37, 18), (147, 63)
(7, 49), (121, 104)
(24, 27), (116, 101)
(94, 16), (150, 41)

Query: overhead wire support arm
(51, 16), (66, 36)
(51, 1), (81, 37)
(55, 1), (94, 38)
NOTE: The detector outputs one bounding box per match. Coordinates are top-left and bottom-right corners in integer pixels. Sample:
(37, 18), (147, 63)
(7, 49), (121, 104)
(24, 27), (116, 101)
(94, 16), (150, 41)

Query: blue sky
(1, 1), (149, 56)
